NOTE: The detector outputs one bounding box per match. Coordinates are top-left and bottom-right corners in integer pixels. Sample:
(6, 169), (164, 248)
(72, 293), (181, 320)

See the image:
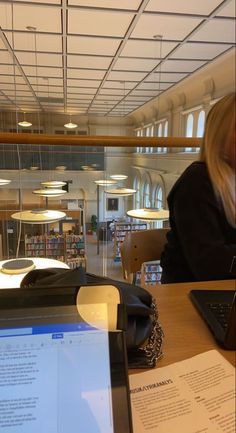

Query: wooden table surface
(142, 279), (236, 369)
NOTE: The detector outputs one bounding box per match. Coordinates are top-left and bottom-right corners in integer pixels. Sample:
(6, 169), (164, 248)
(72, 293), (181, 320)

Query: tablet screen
(0, 302), (132, 433)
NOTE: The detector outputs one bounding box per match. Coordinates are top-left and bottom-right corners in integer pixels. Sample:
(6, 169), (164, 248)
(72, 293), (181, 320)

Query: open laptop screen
(0, 295), (132, 433)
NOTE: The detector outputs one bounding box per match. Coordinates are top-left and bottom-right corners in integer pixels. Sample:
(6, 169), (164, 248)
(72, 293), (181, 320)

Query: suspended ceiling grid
(0, 0), (235, 118)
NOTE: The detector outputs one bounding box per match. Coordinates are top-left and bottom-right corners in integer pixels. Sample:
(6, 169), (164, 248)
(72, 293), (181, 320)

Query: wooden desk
(145, 279), (236, 368)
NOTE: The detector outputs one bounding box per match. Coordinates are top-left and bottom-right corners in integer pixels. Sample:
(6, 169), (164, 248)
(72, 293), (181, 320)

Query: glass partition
(0, 140), (199, 285)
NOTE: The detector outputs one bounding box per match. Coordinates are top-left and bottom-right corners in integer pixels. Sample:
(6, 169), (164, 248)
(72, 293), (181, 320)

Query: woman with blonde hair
(161, 92), (236, 283)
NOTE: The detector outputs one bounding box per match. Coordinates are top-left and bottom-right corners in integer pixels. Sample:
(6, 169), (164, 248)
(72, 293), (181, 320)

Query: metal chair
(120, 228), (169, 285)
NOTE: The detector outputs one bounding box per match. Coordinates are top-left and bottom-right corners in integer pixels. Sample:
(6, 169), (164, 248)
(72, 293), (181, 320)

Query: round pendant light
(32, 188), (67, 197)
(0, 179), (11, 186)
(94, 180), (117, 186)
(110, 174), (128, 180)
(56, 166), (66, 171)
(18, 120), (32, 127)
(64, 121), (78, 129)
(127, 208), (169, 221)
(1, 259), (35, 275)
(105, 187), (136, 196)
(11, 209), (66, 224)
(41, 181), (67, 188)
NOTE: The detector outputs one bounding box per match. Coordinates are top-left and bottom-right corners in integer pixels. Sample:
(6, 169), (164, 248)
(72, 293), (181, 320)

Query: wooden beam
(0, 132), (202, 148)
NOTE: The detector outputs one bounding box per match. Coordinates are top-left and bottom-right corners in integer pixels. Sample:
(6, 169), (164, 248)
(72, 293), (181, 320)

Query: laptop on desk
(189, 289), (236, 350)
(0, 285), (133, 433)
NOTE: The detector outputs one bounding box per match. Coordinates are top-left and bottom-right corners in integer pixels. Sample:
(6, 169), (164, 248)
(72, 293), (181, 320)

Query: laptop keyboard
(208, 303), (232, 329)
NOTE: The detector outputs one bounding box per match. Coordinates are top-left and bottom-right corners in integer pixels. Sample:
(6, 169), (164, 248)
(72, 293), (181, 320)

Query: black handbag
(20, 267), (164, 368)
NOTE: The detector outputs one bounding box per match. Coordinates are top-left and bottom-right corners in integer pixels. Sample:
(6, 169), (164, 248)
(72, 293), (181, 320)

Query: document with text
(129, 350), (235, 433)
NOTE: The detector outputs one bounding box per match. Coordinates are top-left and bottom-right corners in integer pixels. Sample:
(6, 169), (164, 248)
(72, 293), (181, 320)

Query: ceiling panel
(67, 55), (112, 69)
(68, 9), (134, 37)
(171, 42), (233, 59)
(68, 0), (142, 9)
(216, 0), (235, 18)
(130, 15), (203, 40)
(157, 59), (206, 73)
(0, 0), (234, 117)
(67, 36), (120, 56)
(145, 0), (222, 15)
(189, 19), (235, 43)
(120, 40), (178, 58)
(113, 57), (158, 72)
(16, 52), (63, 67)
(0, 4), (61, 33)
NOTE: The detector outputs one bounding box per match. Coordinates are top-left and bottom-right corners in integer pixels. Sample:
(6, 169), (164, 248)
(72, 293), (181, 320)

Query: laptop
(0, 285), (133, 433)
(189, 289), (236, 350)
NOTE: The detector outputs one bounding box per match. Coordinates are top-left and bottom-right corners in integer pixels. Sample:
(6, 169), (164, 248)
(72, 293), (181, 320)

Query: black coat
(161, 161), (236, 283)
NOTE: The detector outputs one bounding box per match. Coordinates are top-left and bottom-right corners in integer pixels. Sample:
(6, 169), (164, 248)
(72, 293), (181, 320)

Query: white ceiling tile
(145, 72), (187, 82)
(23, 66), (63, 78)
(99, 88), (128, 95)
(0, 4), (61, 33)
(216, 0), (235, 18)
(138, 82), (173, 91)
(29, 77), (63, 86)
(158, 59), (206, 72)
(5, 33), (62, 53)
(67, 69), (106, 79)
(103, 81), (135, 90)
(96, 94), (121, 101)
(13, 0), (61, 4)
(170, 43), (233, 59)
(113, 57), (158, 72)
(0, 50), (14, 63)
(107, 71), (146, 81)
(67, 36), (120, 56)
(0, 75), (26, 84)
(67, 88), (96, 95)
(190, 19), (236, 43)
(130, 15), (202, 40)
(68, 9), (134, 37)
(67, 95), (93, 100)
(68, 0), (141, 9)
(16, 52), (62, 67)
(145, 0), (222, 15)
(120, 40), (177, 58)
(67, 55), (111, 69)
(67, 80), (101, 87)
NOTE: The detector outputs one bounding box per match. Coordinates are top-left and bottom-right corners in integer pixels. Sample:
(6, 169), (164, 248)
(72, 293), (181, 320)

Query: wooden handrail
(0, 132), (202, 148)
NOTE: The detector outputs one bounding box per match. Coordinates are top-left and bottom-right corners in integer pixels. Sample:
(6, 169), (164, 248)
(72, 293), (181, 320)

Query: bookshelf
(113, 222), (147, 262)
(25, 233), (86, 268)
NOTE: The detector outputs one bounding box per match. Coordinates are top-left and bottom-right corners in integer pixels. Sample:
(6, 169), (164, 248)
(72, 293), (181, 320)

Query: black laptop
(189, 289), (236, 350)
(0, 285), (133, 433)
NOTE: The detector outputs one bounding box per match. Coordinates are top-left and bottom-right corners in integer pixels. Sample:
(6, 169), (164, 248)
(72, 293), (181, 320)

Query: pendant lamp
(64, 115), (78, 129)
(41, 181), (67, 188)
(18, 112), (32, 128)
(32, 188), (67, 197)
(0, 179), (11, 186)
(94, 180), (117, 186)
(110, 174), (128, 180)
(105, 187), (136, 197)
(11, 209), (66, 224)
(127, 208), (169, 221)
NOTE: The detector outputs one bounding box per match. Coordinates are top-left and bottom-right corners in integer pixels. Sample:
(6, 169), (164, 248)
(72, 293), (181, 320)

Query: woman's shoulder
(168, 161), (211, 202)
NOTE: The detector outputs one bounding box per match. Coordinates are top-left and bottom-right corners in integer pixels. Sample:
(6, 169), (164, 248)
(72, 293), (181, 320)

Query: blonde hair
(200, 92), (235, 227)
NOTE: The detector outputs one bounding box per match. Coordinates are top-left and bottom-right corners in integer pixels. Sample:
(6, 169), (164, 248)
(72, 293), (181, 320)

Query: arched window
(153, 185), (164, 228)
(143, 181), (151, 208)
(133, 177), (141, 209)
(197, 110), (205, 137)
(185, 113), (194, 152)
(164, 121), (168, 137)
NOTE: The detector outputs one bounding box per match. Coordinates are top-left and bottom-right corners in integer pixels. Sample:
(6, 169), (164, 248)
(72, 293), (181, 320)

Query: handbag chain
(139, 298), (164, 368)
